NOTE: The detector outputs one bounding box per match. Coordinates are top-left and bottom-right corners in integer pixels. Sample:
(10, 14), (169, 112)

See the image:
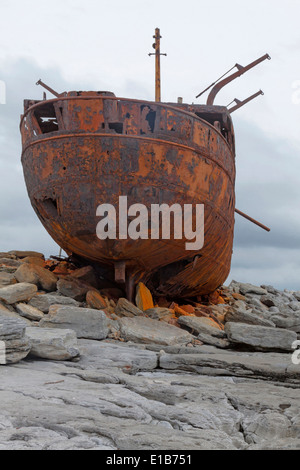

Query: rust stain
(20, 91), (236, 299)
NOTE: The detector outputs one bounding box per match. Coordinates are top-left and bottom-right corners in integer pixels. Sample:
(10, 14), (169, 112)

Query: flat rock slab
(0, 283), (37, 304)
(225, 309), (275, 327)
(14, 264), (57, 292)
(115, 298), (143, 317)
(178, 316), (226, 337)
(0, 315), (31, 364)
(237, 283), (268, 296)
(26, 327), (80, 361)
(15, 303), (44, 321)
(118, 317), (193, 345)
(39, 306), (109, 340)
(225, 322), (297, 351)
(29, 294), (80, 313)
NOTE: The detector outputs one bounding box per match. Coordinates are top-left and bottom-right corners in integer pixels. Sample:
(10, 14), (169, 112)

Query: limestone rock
(8, 250), (44, 259)
(29, 293), (79, 313)
(57, 278), (93, 301)
(115, 298), (143, 317)
(225, 322), (297, 351)
(39, 306), (109, 340)
(238, 283), (268, 296)
(225, 309), (275, 327)
(178, 316), (225, 337)
(144, 307), (172, 321)
(14, 264), (57, 292)
(0, 258), (22, 269)
(118, 316), (193, 345)
(86, 290), (108, 310)
(0, 283), (37, 304)
(15, 303), (44, 321)
(0, 272), (17, 287)
(68, 266), (98, 288)
(26, 327), (80, 360)
(0, 315), (31, 364)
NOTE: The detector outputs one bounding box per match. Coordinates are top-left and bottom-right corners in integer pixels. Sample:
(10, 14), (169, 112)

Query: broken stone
(8, 250), (44, 259)
(225, 309), (275, 327)
(0, 283), (37, 305)
(14, 264), (58, 292)
(118, 316), (193, 345)
(225, 322), (297, 351)
(0, 315), (31, 364)
(68, 266), (98, 288)
(115, 298), (143, 317)
(57, 278), (93, 301)
(135, 282), (154, 311)
(238, 283), (268, 296)
(15, 303), (44, 321)
(39, 306), (109, 340)
(144, 307), (172, 321)
(86, 290), (108, 310)
(26, 327), (80, 361)
(0, 272), (17, 287)
(29, 293), (79, 313)
(0, 258), (22, 269)
(178, 316), (226, 337)
(196, 333), (230, 349)
(21, 256), (45, 267)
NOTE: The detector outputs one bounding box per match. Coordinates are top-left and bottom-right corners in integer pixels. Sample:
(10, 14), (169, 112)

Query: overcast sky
(0, 0), (300, 290)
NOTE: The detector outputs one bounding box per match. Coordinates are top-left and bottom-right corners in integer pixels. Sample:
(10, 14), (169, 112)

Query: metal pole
(154, 28), (161, 102)
(235, 208), (270, 232)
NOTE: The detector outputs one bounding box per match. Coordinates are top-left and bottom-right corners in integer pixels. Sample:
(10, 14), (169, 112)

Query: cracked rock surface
(0, 339), (299, 450)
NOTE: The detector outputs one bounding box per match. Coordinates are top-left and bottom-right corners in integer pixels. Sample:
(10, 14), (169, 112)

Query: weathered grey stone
(0, 272), (16, 287)
(0, 258), (22, 269)
(15, 303), (44, 321)
(196, 332), (230, 349)
(293, 291), (300, 301)
(178, 315), (226, 337)
(118, 316), (193, 345)
(0, 283), (37, 304)
(238, 283), (268, 296)
(0, 315), (31, 364)
(14, 264), (57, 292)
(270, 313), (300, 332)
(8, 250), (44, 259)
(40, 305), (109, 340)
(144, 307), (172, 321)
(26, 327), (80, 360)
(29, 294), (80, 313)
(56, 278), (91, 301)
(225, 309), (275, 327)
(225, 322), (297, 351)
(115, 298), (143, 317)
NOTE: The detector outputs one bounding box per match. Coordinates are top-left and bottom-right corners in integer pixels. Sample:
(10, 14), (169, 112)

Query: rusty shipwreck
(20, 29), (270, 300)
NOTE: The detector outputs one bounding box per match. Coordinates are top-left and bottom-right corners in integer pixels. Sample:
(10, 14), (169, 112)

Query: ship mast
(149, 28), (167, 102)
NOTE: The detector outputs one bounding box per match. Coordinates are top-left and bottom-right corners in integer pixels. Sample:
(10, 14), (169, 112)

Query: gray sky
(0, 0), (300, 290)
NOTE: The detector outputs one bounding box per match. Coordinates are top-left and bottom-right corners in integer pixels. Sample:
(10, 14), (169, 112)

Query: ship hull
(21, 93), (235, 297)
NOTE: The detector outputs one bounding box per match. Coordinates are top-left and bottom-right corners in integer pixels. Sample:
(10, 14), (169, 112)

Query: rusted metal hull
(20, 93), (235, 297)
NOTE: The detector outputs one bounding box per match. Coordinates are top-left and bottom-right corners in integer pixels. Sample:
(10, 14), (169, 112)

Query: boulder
(115, 298), (143, 317)
(14, 264), (57, 292)
(26, 327), (80, 360)
(0, 283), (37, 304)
(178, 316), (225, 337)
(225, 309), (275, 327)
(144, 307), (172, 321)
(225, 322), (297, 351)
(0, 315), (31, 364)
(118, 316), (193, 345)
(68, 266), (98, 288)
(238, 283), (268, 296)
(0, 272), (17, 287)
(15, 303), (44, 321)
(8, 250), (44, 259)
(57, 278), (93, 301)
(39, 305), (109, 340)
(86, 290), (108, 310)
(29, 293), (79, 313)
(21, 256), (45, 267)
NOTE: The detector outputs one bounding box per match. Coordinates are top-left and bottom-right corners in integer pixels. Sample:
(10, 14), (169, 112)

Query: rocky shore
(0, 250), (299, 450)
